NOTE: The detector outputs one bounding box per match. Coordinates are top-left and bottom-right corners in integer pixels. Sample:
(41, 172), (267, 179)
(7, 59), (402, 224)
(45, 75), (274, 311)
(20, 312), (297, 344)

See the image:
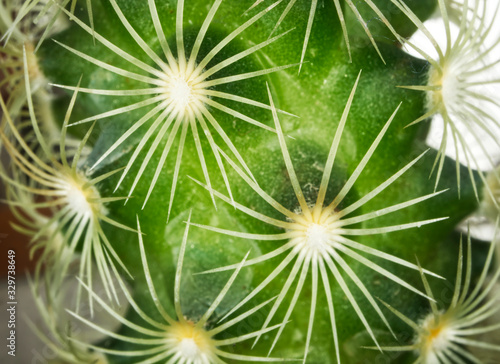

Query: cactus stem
(0, 57), (135, 314)
(252, 0), (402, 66)
(188, 76), (447, 363)
(55, 0), (295, 212)
(64, 215), (295, 363)
(376, 224), (500, 363)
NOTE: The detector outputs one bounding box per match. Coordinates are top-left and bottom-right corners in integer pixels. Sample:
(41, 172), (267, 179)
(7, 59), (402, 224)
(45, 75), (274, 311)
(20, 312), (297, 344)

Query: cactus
(1, 0), (500, 363)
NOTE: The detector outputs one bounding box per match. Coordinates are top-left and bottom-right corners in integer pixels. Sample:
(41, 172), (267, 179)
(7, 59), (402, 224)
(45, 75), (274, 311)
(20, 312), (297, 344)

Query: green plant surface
(2, 0), (500, 363)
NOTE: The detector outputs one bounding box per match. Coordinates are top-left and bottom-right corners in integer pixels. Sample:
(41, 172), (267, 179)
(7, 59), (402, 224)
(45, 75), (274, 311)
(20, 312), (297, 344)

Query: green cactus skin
(4, 0), (500, 363)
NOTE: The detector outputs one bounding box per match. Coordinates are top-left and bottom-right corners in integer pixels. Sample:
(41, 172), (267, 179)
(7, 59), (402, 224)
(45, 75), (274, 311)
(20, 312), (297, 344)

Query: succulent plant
(1, 0), (500, 363)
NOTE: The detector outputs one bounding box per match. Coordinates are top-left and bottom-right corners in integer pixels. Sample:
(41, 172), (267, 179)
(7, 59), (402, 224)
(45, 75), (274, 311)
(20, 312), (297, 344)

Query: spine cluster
(1, 0), (499, 363)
